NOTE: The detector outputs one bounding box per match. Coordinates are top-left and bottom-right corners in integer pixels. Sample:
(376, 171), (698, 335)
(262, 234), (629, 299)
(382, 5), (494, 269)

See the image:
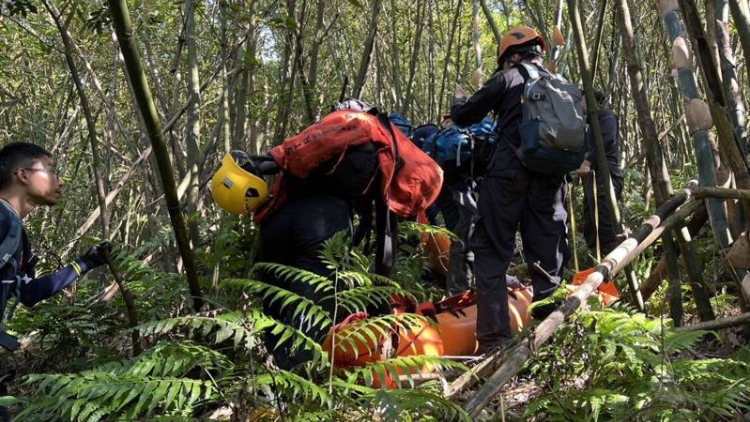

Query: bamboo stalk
(675, 312), (750, 332)
(462, 190), (697, 417)
(107, 0), (203, 312)
(691, 186), (750, 200)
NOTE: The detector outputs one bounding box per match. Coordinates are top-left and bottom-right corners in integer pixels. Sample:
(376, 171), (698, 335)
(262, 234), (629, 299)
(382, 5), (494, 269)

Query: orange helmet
(497, 25), (546, 61)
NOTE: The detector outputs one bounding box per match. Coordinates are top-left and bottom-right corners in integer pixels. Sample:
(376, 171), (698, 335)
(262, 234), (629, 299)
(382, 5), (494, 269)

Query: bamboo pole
(462, 192), (702, 417)
(691, 186), (750, 200)
(107, 0), (203, 312)
(568, 0), (645, 312)
(675, 311), (750, 332)
(714, 0), (749, 157)
(657, 0), (734, 249)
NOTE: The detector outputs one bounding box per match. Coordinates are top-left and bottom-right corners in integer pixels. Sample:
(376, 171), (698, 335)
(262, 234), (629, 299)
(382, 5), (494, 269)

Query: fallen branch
(675, 312), (750, 332)
(462, 189), (698, 417)
(640, 203), (708, 300)
(690, 186), (750, 200)
(444, 344), (519, 398)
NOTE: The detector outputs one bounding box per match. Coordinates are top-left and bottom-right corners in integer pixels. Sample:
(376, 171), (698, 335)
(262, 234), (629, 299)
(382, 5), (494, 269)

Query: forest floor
(447, 304), (749, 421)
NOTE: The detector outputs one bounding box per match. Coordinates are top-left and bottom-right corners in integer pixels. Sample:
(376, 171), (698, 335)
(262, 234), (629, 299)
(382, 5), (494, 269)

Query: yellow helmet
(211, 152), (269, 215)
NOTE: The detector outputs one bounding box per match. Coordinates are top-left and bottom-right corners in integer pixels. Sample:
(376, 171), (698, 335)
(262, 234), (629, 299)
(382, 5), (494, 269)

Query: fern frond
(249, 262), (335, 295)
(254, 370), (331, 406)
(361, 388), (471, 422)
(344, 356), (468, 389)
(21, 372), (214, 421)
(221, 277), (334, 332)
(332, 286), (405, 313)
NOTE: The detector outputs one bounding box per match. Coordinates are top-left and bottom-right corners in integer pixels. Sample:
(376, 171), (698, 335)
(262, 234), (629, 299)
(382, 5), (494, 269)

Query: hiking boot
(477, 339), (513, 357)
(530, 301), (560, 321)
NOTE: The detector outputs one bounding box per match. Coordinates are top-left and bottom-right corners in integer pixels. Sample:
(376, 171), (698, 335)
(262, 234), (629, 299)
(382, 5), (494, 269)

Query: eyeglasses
(22, 167), (61, 178)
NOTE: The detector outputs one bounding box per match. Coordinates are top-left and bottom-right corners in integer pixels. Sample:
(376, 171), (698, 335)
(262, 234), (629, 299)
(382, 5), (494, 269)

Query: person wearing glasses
(0, 143), (110, 351)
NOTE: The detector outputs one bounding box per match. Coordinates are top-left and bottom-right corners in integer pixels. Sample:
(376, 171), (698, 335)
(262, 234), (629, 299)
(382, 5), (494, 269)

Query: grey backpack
(515, 63), (586, 176)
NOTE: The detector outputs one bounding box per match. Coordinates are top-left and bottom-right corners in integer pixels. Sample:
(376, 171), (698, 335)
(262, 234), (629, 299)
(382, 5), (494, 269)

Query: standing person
(450, 26), (570, 353)
(422, 117), (479, 296)
(0, 142), (110, 421)
(575, 90), (624, 257)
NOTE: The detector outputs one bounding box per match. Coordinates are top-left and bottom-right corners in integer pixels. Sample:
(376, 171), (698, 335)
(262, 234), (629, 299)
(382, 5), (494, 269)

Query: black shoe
(530, 302), (559, 321)
(477, 339), (513, 357)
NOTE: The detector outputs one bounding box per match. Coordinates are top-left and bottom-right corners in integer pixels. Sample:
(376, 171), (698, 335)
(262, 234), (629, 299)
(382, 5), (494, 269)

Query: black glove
(78, 241), (111, 271)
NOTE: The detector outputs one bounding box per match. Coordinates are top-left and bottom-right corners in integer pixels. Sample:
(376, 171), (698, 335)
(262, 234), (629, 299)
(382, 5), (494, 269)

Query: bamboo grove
(1, 0), (750, 419)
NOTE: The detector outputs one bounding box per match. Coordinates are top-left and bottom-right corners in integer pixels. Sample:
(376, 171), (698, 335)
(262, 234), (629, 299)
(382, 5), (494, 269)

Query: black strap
(370, 112), (405, 278)
(351, 199), (373, 249)
(374, 196), (397, 278)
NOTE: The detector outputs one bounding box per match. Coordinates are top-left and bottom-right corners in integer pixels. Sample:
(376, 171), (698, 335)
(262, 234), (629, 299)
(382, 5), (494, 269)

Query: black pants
(472, 169), (569, 349)
(582, 171), (624, 256)
(258, 195), (353, 369)
(436, 178), (477, 296)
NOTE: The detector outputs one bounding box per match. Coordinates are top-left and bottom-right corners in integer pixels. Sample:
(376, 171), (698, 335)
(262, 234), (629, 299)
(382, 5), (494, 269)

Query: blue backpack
(388, 112), (413, 137)
(410, 124), (440, 149)
(422, 118), (497, 177)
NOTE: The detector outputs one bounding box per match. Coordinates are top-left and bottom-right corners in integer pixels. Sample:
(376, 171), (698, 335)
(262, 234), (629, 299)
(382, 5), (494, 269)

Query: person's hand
(79, 241), (111, 270)
(454, 84), (467, 98)
(575, 161), (592, 177)
(451, 84), (467, 107)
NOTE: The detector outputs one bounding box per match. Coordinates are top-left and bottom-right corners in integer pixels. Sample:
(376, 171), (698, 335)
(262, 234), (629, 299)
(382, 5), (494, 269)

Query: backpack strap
(371, 113), (404, 278)
(0, 201), (23, 326)
(0, 202), (22, 274)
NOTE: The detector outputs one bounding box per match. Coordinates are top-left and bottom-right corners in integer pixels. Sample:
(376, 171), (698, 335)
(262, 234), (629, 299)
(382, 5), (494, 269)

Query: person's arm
(598, 113), (619, 155)
(450, 71), (507, 127)
(18, 242), (110, 308)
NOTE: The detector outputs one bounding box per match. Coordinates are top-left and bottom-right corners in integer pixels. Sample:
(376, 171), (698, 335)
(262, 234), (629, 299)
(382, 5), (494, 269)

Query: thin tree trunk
(271, 0), (299, 146)
(185, 0), (202, 248)
(590, 0), (609, 83)
(439, 0), (464, 114)
(478, 0), (501, 44)
(471, 0), (483, 88)
(352, 0), (384, 99)
(728, 0), (750, 87)
(108, 0), (204, 312)
(293, 0), (315, 123)
(44, 0), (143, 352)
(308, 0), (326, 109)
(402, 0), (425, 116)
(614, 0), (683, 314)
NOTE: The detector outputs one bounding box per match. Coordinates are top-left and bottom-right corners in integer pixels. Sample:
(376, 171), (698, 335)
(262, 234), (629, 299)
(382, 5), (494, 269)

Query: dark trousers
(436, 179), (477, 296)
(582, 171), (624, 256)
(258, 195), (352, 369)
(472, 169), (569, 349)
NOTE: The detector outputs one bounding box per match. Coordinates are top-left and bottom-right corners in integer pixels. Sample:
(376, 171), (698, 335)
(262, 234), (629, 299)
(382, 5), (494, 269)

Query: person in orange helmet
(450, 26), (570, 354)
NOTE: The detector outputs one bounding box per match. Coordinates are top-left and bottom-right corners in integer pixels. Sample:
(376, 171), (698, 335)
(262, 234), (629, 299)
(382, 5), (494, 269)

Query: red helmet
(497, 25), (546, 61)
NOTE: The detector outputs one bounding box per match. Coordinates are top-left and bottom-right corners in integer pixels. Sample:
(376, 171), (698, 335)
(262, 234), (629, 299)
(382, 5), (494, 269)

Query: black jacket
(585, 107), (622, 179)
(450, 63), (545, 178)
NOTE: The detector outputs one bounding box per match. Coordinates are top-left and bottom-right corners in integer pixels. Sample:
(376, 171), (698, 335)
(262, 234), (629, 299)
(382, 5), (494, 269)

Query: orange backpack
(253, 110), (443, 277)
(254, 110), (443, 223)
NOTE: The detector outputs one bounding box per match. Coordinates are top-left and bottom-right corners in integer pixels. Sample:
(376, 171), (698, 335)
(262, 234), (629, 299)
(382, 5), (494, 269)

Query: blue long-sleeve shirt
(0, 206), (92, 321)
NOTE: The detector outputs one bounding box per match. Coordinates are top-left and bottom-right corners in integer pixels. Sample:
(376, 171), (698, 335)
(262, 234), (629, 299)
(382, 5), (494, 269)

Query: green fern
(19, 341), (225, 421)
(526, 307), (750, 421)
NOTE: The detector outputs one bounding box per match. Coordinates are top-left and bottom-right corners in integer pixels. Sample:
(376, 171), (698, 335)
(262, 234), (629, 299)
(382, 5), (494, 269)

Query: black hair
(0, 142), (53, 191)
(499, 40), (544, 67)
(594, 90), (606, 104)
